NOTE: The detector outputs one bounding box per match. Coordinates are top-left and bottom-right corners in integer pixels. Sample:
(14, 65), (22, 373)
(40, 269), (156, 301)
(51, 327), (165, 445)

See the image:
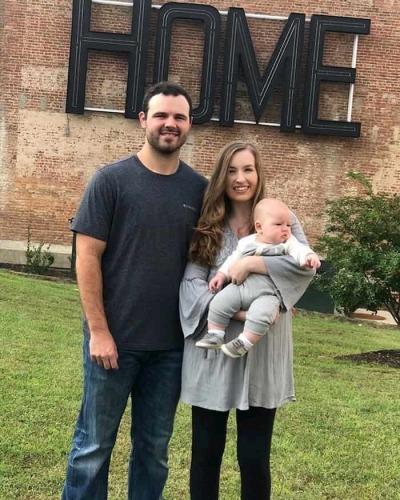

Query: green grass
(1, 269), (399, 499)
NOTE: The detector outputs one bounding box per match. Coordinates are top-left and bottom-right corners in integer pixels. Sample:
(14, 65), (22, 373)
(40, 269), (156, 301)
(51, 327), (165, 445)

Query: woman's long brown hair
(189, 142), (265, 266)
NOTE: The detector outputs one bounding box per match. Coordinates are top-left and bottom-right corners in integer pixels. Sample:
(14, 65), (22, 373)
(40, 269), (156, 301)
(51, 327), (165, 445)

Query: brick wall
(0, 0), (399, 261)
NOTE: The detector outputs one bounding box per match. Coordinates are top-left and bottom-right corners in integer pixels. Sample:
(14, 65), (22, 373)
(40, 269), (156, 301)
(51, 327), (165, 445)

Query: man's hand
(209, 272), (227, 293)
(89, 330), (119, 370)
(304, 253), (321, 270)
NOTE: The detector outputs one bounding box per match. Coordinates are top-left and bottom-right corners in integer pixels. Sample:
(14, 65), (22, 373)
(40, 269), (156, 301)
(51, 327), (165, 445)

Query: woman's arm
(266, 212), (315, 309)
(228, 256), (266, 284)
(290, 211), (308, 244)
(179, 261), (214, 338)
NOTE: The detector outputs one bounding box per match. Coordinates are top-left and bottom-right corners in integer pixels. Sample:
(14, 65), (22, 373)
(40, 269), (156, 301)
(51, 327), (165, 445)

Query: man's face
(139, 93), (192, 155)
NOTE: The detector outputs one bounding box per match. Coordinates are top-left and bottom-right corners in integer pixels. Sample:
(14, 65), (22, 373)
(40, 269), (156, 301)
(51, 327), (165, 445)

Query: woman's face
(225, 149), (259, 203)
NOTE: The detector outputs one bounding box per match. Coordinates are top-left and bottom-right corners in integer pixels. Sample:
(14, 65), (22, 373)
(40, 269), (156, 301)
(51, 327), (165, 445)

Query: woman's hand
(228, 256), (267, 285)
(233, 310), (247, 322)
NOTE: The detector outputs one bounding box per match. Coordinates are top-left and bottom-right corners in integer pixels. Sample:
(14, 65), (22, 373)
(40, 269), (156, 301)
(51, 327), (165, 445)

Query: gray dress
(179, 214), (315, 411)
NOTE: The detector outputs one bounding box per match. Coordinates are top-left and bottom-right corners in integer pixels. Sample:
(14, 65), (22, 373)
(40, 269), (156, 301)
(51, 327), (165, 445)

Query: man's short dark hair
(142, 81), (193, 117)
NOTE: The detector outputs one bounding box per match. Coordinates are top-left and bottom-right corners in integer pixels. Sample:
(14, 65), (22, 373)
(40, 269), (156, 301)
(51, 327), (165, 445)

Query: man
(62, 82), (207, 499)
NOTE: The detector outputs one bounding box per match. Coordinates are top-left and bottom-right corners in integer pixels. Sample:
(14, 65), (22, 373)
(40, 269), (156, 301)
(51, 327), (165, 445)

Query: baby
(196, 198), (320, 358)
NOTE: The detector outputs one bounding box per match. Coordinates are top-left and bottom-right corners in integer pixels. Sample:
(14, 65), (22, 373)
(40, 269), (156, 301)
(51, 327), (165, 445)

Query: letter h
(66, 0), (151, 118)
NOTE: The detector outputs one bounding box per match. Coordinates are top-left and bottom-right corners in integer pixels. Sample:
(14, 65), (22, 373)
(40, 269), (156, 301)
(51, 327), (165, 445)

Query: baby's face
(256, 208), (292, 244)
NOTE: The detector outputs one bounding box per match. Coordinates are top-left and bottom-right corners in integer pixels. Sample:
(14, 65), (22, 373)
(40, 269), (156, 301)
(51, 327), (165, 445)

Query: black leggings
(190, 405), (277, 500)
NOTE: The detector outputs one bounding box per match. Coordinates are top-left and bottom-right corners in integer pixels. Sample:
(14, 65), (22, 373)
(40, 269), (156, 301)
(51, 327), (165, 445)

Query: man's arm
(75, 233), (119, 370)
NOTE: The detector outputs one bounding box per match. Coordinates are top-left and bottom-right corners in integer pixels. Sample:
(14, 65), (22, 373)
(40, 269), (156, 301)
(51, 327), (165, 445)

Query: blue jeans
(62, 339), (183, 500)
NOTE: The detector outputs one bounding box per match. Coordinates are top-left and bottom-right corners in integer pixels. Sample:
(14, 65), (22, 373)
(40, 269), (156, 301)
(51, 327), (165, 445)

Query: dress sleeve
(263, 212), (315, 310)
(179, 261), (215, 338)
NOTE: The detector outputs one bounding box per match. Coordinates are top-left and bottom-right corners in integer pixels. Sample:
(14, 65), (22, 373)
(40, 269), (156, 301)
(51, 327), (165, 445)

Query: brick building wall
(0, 0), (399, 265)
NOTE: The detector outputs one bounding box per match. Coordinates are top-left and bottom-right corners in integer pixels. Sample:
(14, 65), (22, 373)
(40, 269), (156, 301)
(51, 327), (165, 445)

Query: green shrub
(316, 171), (400, 325)
(25, 226), (55, 275)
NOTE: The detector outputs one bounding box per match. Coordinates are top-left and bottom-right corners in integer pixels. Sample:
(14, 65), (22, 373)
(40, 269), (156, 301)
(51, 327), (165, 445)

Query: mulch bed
(0, 263), (76, 282)
(336, 350), (400, 368)
(350, 312), (386, 321)
(342, 312), (399, 367)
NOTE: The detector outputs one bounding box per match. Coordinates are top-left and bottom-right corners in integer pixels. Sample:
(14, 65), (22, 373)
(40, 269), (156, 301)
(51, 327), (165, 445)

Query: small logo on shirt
(183, 204), (197, 212)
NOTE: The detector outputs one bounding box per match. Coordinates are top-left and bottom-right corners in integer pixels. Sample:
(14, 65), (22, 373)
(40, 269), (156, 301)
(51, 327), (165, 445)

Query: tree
(315, 171), (400, 325)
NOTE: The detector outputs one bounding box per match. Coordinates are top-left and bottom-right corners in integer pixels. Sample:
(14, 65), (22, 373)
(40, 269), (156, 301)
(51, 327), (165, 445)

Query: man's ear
(138, 111), (146, 128)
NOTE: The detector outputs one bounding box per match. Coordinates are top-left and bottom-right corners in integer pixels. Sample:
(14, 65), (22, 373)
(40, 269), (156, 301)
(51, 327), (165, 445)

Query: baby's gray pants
(208, 273), (281, 336)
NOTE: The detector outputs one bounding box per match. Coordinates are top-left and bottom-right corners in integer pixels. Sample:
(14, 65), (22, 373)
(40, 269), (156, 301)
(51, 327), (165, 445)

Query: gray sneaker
(221, 338), (249, 358)
(196, 332), (224, 349)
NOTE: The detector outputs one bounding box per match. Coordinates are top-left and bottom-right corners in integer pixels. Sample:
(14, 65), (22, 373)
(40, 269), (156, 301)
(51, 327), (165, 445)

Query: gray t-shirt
(72, 154), (207, 351)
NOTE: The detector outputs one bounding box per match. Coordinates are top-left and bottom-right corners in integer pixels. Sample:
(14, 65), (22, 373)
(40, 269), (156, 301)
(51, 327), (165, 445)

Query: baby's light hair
(254, 198), (290, 222)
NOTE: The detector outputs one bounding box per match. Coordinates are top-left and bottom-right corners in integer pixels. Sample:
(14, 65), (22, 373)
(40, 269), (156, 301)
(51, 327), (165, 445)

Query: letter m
(220, 10), (305, 131)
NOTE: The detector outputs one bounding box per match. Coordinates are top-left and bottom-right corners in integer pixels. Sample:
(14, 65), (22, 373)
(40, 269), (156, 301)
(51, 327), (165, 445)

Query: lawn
(0, 270), (399, 499)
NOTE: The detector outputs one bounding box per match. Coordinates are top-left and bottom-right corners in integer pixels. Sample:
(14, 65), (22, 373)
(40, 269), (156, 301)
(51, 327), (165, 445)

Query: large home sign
(66, 0), (371, 137)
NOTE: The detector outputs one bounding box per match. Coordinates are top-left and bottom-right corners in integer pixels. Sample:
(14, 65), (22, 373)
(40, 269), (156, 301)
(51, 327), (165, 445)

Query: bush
(315, 172), (400, 325)
(25, 226), (55, 275)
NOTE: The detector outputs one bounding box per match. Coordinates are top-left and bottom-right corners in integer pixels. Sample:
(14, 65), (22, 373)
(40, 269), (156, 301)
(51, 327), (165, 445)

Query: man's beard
(146, 130), (187, 155)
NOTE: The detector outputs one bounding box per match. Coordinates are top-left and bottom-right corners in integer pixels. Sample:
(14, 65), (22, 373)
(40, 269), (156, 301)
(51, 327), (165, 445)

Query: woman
(179, 142), (315, 499)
